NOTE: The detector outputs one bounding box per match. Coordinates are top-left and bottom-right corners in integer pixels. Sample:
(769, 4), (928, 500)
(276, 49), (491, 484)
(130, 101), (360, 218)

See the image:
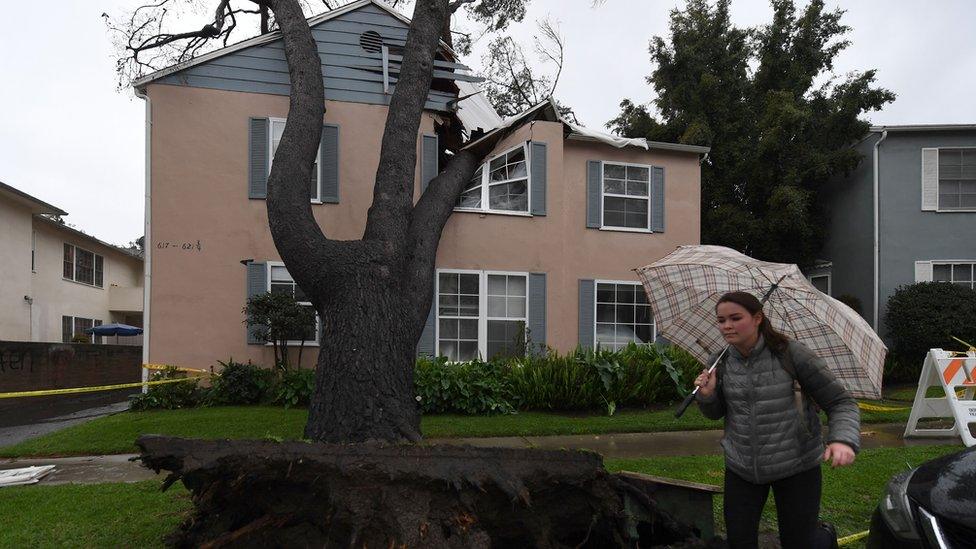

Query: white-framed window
(436, 269), (528, 361)
(63, 243), (104, 288)
(455, 143), (530, 215)
(268, 262), (319, 346)
(809, 274), (831, 295)
(269, 117), (321, 203)
(31, 231), (36, 272)
(602, 162), (651, 230)
(595, 281), (655, 351)
(933, 261), (976, 289)
(938, 149), (976, 211)
(62, 316), (102, 343)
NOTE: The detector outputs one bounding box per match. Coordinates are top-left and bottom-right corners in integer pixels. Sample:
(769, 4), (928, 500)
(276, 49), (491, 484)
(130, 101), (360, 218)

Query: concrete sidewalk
(0, 423), (961, 486)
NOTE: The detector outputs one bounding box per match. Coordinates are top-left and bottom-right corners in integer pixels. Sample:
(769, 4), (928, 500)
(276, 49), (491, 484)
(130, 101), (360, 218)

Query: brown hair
(715, 291), (790, 355)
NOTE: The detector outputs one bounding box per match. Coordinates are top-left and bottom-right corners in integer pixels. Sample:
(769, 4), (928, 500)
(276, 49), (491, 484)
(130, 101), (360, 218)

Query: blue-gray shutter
(246, 262), (267, 344)
(530, 142), (547, 216)
(528, 273), (547, 354)
(320, 124), (340, 203)
(417, 285), (436, 357)
(248, 118), (269, 199)
(421, 134), (438, 192)
(578, 279), (595, 349)
(586, 160), (602, 228)
(651, 166), (665, 232)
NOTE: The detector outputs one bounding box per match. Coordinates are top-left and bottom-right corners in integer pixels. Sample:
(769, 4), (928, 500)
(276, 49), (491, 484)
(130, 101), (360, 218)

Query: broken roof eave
(463, 97), (710, 156)
(131, 0), (463, 93)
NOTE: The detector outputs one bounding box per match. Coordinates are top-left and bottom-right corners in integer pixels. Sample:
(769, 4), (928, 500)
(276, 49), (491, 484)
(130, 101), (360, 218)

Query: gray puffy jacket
(696, 336), (861, 484)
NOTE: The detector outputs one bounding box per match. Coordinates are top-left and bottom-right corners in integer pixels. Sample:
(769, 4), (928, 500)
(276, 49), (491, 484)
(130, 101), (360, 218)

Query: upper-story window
(63, 243), (103, 288)
(933, 262), (975, 289)
(603, 163), (650, 230)
(938, 149), (976, 210)
(269, 118), (321, 202)
(456, 144), (529, 214)
(268, 263), (319, 345)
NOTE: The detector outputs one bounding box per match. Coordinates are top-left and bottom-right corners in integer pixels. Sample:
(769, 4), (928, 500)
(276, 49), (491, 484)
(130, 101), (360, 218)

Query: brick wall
(0, 341), (142, 392)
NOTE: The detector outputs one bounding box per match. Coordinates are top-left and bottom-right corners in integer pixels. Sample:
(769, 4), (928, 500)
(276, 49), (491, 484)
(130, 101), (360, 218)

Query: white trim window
(602, 162), (651, 230)
(31, 230), (36, 272)
(63, 243), (104, 288)
(938, 149), (976, 211)
(436, 270), (528, 361)
(933, 261), (975, 289)
(62, 316), (102, 343)
(455, 143), (530, 214)
(268, 262), (320, 346)
(269, 117), (321, 203)
(595, 281), (655, 350)
(809, 274), (831, 295)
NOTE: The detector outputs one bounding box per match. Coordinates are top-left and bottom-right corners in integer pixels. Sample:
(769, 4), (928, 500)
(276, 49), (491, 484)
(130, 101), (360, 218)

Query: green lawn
(0, 481), (191, 548)
(606, 444), (964, 547)
(0, 401), (913, 458)
(1, 445), (961, 548)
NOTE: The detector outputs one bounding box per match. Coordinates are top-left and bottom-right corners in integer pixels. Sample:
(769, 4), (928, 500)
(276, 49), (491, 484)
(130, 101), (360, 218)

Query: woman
(695, 291), (859, 549)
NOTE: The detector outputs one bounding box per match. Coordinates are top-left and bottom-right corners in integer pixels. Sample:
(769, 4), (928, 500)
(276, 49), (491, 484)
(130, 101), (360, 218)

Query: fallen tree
(136, 436), (719, 547)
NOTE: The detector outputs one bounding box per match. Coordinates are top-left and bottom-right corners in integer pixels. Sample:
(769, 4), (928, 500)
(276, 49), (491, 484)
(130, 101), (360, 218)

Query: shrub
(885, 282), (976, 378)
(274, 368), (315, 408)
(130, 366), (205, 411)
(209, 359), (275, 405)
(414, 357), (516, 415)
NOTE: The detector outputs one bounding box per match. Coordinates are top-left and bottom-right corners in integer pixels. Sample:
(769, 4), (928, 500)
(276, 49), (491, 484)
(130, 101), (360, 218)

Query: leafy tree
(608, 0), (895, 268)
(243, 292), (316, 371)
(481, 18), (567, 118)
(111, 0), (536, 443)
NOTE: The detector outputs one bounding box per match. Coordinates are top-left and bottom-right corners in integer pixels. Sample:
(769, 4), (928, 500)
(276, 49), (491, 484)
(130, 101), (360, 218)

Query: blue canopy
(85, 323), (144, 336)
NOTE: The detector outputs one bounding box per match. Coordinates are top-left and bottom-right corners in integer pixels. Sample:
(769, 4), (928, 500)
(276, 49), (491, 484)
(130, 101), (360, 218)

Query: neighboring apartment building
(818, 125), (976, 337)
(0, 181), (144, 344)
(134, 0), (706, 370)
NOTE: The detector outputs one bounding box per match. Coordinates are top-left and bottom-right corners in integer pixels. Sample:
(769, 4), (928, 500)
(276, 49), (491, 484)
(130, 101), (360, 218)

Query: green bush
(274, 368), (315, 408)
(208, 359), (275, 405)
(885, 282), (976, 379)
(504, 343), (700, 413)
(130, 366), (205, 411)
(414, 357), (516, 415)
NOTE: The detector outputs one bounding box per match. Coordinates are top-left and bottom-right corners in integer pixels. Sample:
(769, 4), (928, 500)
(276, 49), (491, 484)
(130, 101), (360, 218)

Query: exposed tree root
(136, 436), (725, 548)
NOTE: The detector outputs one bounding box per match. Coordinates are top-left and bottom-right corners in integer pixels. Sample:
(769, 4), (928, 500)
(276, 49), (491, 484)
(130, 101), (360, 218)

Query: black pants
(724, 465), (823, 549)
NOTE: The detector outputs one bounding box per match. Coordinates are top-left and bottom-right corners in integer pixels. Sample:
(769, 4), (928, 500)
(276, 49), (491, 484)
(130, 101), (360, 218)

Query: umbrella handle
(674, 390), (697, 418)
(674, 347), (729, 419)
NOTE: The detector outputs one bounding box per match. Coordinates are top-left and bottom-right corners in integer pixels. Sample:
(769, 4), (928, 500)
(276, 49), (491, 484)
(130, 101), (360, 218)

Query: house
(818, 124), (976, 337)
(0, 181), (144, 344)
(133, 0), (707, 370)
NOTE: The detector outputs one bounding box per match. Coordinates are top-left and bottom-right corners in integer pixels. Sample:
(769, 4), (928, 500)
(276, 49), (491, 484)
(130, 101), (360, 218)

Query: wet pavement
(0, 401), (131, 449)
(0, 423), (962, 486)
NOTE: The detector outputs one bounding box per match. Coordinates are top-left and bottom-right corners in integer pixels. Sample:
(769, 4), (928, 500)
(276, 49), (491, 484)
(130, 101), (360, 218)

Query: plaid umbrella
(635, 245), (886, 399)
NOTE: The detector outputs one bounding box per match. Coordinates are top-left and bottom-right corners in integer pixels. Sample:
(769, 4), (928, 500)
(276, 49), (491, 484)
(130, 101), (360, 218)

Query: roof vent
(359, 31), (384, 53)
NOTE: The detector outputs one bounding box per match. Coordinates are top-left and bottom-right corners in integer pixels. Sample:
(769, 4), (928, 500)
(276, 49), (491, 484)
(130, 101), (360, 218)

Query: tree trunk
(264, 0), (481, 443)
(304, 275), (422, 443)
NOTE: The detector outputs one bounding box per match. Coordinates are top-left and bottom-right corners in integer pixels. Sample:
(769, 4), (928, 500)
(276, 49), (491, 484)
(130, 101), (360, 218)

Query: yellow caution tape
(858, 402), (910, 412)
(0, 377), (195, 399)
(837, 530), (869, 546)
(143, 363), (211, 375)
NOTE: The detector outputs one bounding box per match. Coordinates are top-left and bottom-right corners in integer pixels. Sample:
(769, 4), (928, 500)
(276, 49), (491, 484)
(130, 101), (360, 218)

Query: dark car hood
(907, 445), (976, 530)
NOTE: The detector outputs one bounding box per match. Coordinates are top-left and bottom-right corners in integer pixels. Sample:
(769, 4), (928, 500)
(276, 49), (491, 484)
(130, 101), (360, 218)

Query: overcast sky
(2, 0), (973, 246)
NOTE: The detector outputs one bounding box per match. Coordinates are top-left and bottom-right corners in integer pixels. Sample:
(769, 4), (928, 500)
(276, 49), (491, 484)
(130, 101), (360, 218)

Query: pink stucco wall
(146, 84), (700, 370)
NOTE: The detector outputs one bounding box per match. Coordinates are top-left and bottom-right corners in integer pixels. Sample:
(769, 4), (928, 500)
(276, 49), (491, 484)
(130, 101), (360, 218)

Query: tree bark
(264, 0), (484, 442)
